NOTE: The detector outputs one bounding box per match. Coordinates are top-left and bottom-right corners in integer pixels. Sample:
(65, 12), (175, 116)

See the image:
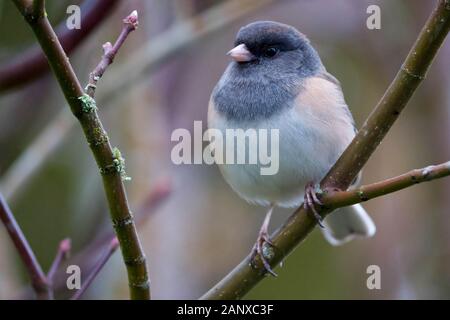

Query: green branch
(320, 161), (450, 208)
(12, 0), (150, 299)
(201, 0), (450, 300)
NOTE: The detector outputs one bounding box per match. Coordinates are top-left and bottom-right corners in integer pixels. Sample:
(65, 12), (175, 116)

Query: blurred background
(0, 0), (449, 299)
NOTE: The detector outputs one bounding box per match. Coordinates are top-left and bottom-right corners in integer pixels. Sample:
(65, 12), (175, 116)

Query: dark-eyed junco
(208, 21), (375, 275)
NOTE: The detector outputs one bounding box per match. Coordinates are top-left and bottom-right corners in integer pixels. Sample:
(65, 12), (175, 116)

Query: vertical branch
(11, 1), (151, 299)
(0, 193), (51, 299)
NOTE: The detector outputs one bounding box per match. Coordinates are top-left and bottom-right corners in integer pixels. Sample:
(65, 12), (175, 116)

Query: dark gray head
(231, 21), (323, 76)
(213, 21), (324, 121)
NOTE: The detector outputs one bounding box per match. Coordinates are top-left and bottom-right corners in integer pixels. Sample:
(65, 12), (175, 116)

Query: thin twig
(55, 179), (171, 297)
(66, 177), (171, 285)
(86, 10), (139, 98)
(12, 1), (150, 299)
(71, 237), (120, 300)
(201, 0), (450, 300)
(47, 238), (71, 284)
(70, 177), (172, 273)
(0, 0), (119, 92)
(320, 161), (450, 209)
(101, 0), (278, 99)
(0, 192), (51, 299)
(19, 178), (171, 299)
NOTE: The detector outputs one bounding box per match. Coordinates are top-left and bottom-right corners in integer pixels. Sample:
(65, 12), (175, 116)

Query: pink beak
(227, 44), (255, 62)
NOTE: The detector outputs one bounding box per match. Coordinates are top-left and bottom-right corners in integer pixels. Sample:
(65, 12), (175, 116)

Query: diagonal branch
(0, 192), (51, 299)
(47, 238), (71, 285)
(71, 237), (119, 300)
(12, 1), (150, 299)
(101, 0), (278, 98)
(32, 0), (44, 14)
(0, 0), (119, 92)
(55, 179), (170, 298)
(320, 161), (450, 209)
(201, 0), (450, 300)
(86, 10), (138, 98)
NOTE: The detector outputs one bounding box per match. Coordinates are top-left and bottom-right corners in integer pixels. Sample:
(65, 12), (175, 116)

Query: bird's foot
(250, 230), (277, 277)
(304, 182), (325, 228)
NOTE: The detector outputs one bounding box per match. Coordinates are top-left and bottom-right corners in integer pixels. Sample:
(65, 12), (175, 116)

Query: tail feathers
(321, 204), (376, 246)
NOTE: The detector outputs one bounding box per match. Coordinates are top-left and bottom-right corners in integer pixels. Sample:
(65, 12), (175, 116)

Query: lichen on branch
(12, 0), (150, 300)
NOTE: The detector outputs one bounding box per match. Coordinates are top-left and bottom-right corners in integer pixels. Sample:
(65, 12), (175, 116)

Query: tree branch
(0, 0), (119, 92)
(0, 192), (51, 299)
(86, 10), (138, 98)
(12, 2), (151, 300)
(201, 0), (450, 300)
(48, 179), (171, 298)
(71, 237), (120, 300)
(320, 161), (450, 209)
(47, 238), (71, 284)
(32, 0), (44, 15)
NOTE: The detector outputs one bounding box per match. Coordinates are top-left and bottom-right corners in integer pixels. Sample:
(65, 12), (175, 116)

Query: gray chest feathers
(212, 70), (300, 121)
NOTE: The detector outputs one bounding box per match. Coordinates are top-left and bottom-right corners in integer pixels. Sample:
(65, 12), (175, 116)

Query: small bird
(208, 21), (375, 275)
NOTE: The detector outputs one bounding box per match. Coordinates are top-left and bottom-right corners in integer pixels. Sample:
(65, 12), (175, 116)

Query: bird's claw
(250, 232), (277, 277)
(304, 182), (325, 228)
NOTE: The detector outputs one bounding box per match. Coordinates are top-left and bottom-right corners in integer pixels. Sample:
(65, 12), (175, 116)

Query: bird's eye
(263, 47), (279, 58)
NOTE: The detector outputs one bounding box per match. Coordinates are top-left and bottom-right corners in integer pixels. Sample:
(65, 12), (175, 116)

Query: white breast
(208, 76), (355, 207)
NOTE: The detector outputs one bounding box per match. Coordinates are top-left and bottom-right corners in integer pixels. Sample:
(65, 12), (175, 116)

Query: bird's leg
(304, 182), (325, 228)
(250, 205), (277, 277)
